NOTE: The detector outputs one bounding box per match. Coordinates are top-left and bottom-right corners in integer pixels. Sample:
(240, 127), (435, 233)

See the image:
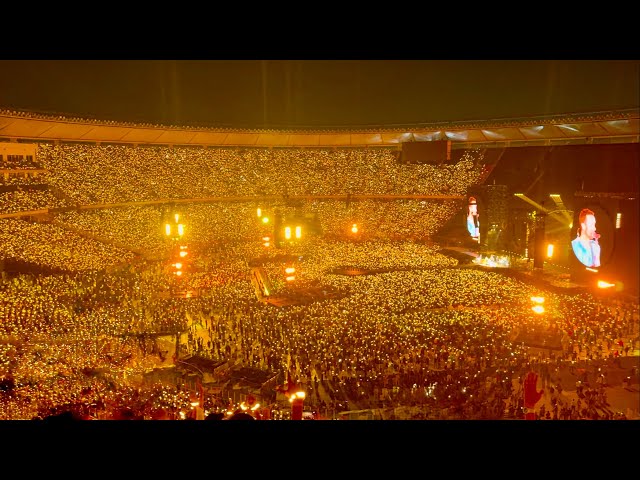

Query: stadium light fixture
(548, 194), (573, 224)
(514, 193), (570, 224)
(514, 193), (547, 212)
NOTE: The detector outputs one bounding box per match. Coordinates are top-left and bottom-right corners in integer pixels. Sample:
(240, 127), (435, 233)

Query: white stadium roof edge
(0, 108), (638, 150)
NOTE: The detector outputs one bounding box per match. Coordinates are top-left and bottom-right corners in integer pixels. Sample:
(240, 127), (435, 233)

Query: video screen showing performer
(467, 196), (480, 243)
(571, 207), (601, 267)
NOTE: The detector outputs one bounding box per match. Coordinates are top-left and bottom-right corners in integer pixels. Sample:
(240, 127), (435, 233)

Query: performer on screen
(571, 208), (601, 267)
(467, 197), (480, 243)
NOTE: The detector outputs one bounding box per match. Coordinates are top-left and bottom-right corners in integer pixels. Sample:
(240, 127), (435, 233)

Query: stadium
(0, 60), (638, 420)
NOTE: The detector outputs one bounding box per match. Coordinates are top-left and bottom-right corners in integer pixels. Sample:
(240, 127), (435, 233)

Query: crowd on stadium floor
(2, 235), (637, 420)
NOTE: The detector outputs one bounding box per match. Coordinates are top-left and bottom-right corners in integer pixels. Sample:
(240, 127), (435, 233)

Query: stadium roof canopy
(0, 108), (637, 150)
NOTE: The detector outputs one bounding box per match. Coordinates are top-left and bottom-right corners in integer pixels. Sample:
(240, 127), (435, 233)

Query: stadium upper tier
(0, 108), (638, 149)
(35, 144), (483, 205)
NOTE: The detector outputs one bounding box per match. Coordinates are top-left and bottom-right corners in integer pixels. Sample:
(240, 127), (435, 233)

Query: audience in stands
(0, 143), (637, 420)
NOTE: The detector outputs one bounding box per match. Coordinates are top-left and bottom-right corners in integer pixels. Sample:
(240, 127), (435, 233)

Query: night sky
(0, 60), (638, 128)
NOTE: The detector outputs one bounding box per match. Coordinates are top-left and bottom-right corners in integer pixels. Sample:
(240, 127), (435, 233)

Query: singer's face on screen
(581, 214), (596, 240)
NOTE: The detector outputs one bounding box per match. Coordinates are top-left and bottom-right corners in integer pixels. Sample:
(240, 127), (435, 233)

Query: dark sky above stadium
(0, 60), (637, 129)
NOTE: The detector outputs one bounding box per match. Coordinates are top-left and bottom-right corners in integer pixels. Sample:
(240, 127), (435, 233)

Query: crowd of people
(0, 155), (42, 170)
(0, 143), (638, 420)
(38, 144), (482, 204)
(0, 189), (72, 214)
(0, 218), (135, 272)
(54, 199), (464, 264)
(0, 153), (46, 189)
(0, 175), (47, 187)
(178, 243), (639, 420)
(1, 231), (637, 420)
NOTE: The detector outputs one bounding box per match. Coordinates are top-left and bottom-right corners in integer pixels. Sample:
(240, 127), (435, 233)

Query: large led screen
(570, 203), (614, 269)
(466, 196), (480, 243)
